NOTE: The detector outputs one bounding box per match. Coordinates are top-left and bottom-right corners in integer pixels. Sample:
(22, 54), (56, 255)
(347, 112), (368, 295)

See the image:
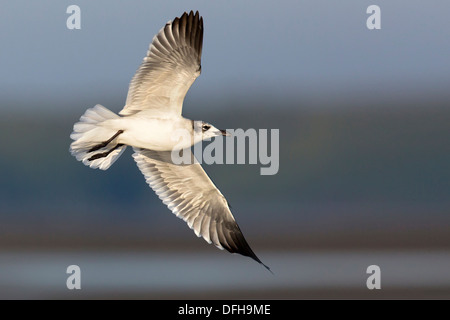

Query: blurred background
(1, 0), (449, 299)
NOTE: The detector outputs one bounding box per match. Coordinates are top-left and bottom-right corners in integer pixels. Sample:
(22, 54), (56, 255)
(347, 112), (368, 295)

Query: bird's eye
(202, 125), (211, 132)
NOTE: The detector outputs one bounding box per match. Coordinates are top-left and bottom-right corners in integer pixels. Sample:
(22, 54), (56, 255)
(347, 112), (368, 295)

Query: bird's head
(194, 120), (231, 141)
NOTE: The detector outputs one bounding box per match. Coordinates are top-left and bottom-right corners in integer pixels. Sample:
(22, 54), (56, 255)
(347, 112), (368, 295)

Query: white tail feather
(70, 104), (127, 170)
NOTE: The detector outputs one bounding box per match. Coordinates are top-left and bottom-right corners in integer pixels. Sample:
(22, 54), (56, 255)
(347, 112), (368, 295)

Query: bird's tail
(70, 104), (127, 170)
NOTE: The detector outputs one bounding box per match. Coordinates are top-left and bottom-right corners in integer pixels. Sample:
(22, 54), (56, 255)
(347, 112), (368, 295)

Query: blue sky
(1, 0), (450, 112)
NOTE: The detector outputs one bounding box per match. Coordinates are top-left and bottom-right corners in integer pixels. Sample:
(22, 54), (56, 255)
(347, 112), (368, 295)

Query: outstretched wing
(133, 148), (270, 271)
(120, 11), (203, 117)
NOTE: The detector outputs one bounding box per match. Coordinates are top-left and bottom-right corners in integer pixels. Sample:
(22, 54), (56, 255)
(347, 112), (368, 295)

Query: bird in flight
(70, 11), (270, 272)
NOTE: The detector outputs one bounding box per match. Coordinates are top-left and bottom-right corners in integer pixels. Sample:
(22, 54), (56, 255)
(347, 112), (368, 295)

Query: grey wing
(120, 11), (203, 117)
(133, 148), (270, 270)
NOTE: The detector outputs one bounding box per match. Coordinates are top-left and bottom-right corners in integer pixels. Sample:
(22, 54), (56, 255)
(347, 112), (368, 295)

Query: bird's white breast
(103, 114), (194, 151)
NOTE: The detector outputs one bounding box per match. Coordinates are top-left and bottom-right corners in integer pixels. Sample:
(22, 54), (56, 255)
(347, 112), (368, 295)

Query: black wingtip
(262, 262), (274, 275)
(173, 11), (203, 60)
(251, 254), (273, 275)
(223, 222), (273, 274)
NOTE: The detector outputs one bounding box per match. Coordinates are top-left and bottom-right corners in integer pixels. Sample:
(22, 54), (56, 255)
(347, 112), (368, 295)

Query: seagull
(69, 11), (270, 272)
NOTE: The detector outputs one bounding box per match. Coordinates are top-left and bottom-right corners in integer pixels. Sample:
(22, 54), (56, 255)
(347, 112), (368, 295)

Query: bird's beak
(220, 129), (231, 137)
